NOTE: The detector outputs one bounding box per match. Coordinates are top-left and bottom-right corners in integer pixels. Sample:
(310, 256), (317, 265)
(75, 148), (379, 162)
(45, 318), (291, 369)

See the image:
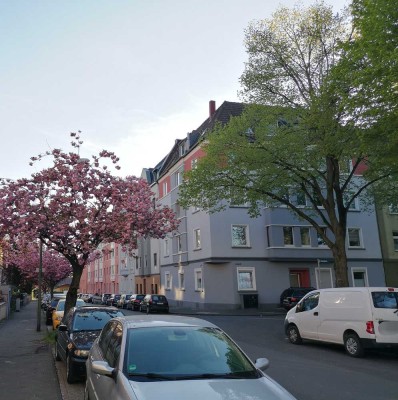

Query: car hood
(71, 330), (101, 349)
(128, 376), (296, 400)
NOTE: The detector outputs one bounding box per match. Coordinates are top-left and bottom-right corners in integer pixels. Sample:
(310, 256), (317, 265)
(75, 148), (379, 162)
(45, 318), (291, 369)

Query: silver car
(85, 315), (296, 400)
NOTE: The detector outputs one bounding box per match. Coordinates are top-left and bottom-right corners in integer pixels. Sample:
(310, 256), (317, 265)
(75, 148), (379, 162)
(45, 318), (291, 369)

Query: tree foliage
(180, 2), (396, 287)
(0, 133), (179, 314)
(3, 239), (72, 296)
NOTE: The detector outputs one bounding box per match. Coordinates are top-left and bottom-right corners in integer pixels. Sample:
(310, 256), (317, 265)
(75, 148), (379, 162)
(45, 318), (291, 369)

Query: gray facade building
(139, 101), (387, 310)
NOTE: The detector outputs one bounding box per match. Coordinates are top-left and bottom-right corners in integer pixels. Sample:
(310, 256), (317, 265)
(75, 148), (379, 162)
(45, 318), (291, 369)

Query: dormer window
(179, 144), (185, 157)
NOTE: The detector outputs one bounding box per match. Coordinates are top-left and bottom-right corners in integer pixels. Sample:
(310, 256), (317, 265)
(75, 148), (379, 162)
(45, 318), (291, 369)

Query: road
(55, 311), (398, 400)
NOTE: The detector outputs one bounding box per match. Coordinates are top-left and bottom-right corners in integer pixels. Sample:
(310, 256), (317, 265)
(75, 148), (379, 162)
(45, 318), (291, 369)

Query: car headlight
(73, 349), (89, 357)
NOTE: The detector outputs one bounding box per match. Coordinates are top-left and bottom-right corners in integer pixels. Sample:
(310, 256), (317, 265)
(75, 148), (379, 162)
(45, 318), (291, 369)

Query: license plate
(157, 302), (163, 305)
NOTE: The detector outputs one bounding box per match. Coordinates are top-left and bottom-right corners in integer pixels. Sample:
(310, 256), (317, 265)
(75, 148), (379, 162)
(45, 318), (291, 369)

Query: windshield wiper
(127, 372), (175, 381)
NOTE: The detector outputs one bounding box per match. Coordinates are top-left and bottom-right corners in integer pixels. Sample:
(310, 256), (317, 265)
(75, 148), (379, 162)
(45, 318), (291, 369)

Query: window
(175, 170), (183, 187)
(165, 272), (171, 290)
(162, 181), (168, 196)
(195, 269), (203, 291)
(393, 232), (398, 251)
(388, 204), (398, 214)
(164, 238), (169, 257)
(194, 228), (201, 249)
(283, 227), (294, 246)
(179, 144), (185, 157)
(352, 269), (368, 287)
(153, 253), (157, 267)
(343, 191), (359, 210)
(317, 227), (327, 246)
(231, 225), (250, 247)
(296, 191), (307, 207)
(266, 226), (271, 247)
(191, 158), (198, 169)
(237, 267), (256, 290)
(179, 271), (185, 290)
(176, 235), (182, 253)
(300, 227), (311, 246)
(348, 228), (362, 248)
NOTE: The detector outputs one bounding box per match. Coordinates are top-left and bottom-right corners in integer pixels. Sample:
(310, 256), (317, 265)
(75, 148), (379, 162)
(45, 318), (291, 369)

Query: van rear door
(370, 288), (398, 344)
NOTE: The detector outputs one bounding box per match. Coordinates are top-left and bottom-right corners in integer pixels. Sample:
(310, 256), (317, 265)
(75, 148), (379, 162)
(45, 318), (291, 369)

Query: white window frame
(194, 268), (203, 291)
(388, 204), (398, 214)
(393, 231), (398, 251)
(351, 268), (369, 287)
(178, 270), (185, 290)
(176, 170), (183, 187)
(177, 235), (182, 253)
(237, 267), (256, 291)
(283, 226), (294, 246)
(191, 158), (198, 170)
(300, 227), (311, 246)
(193, 228), (201, 250)
(231, 224), (250, 247)
(347, 227), (363, 248)
(164, 238), (169, 257)
(315, 267), (334, 289)
(162, 181), (168, 196)
(165, 272), (171, 290)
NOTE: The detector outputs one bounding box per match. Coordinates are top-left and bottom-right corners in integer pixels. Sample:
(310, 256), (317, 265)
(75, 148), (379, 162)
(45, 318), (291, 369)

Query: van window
(372, 292), (398, 309)
(299, 293), (319, 312)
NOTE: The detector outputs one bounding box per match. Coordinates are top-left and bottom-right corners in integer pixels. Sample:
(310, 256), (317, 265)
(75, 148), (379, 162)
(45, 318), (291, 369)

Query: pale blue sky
(0, 0), (348, 180)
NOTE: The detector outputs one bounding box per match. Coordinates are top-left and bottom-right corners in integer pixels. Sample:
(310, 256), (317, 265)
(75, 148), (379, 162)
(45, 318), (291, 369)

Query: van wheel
(344, 333), (364, 357)
(287, 325), (302, 345)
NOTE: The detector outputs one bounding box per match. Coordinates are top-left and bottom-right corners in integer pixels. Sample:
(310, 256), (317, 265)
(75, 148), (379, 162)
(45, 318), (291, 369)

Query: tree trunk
(332, 234), (350, 287)
(64, 263), (83, 317)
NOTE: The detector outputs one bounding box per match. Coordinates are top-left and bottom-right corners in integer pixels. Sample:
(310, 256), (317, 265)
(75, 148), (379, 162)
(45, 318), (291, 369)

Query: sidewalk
(0, 300), (62, 400)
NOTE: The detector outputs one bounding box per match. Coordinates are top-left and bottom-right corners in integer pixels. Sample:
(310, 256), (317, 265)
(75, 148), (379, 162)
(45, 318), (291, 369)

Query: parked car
(118, 294), (132, 309)
(85, 315), (297, 400)
(55, 305), (125, 383)
(280, 287), (316, 310)
(101, 293), (112, 305)
(52, 298), (86, 330)
(126, 294), (145, 311)
(45, 295), (66, 325)
(106, 294), (121, 307)
(82, 293), (93, 303)
(140, 294), (169, 314)
(285, 287), (398, 357)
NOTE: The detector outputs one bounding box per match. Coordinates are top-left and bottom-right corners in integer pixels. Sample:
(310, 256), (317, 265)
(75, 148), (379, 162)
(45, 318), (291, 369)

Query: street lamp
(36, 240), (43, 332)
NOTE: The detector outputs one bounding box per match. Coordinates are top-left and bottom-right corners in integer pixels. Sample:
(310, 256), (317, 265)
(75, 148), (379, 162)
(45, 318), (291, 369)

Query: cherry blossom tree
(3, 239), (72, 296)
(0, 133), (179, 315)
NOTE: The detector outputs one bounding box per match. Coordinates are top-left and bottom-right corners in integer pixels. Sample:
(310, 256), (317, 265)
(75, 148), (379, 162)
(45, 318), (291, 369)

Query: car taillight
(366, 321), (374, 334)
(149, 299), (153, 304)
(291, 297), (297, 302)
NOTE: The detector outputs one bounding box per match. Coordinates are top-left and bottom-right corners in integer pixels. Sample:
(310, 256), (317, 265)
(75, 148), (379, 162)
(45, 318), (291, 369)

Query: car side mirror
(254, 358), (269, 371)
(296, 303), (303, 313)
(58, 324), (67, 332)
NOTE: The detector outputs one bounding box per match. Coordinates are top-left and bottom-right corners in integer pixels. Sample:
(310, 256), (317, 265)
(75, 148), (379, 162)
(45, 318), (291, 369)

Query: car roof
(112, 314), (218, 330)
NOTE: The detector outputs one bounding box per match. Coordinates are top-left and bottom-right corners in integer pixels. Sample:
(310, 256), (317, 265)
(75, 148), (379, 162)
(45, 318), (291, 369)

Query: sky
(0, 0), (348, 180)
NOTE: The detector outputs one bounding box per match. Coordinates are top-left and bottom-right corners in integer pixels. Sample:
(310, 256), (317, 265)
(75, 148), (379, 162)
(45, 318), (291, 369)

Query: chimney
(209, 100), (216, 119)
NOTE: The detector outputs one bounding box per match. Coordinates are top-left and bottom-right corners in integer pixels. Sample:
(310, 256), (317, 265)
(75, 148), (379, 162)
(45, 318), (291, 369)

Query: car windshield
(124, 326), (257, 381)
(57, 299), (85, 311)
(72, 310), (124, 331)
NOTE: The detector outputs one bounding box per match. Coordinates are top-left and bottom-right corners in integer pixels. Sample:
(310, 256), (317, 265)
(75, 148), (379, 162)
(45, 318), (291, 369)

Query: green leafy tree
(179, 2), (395, 287)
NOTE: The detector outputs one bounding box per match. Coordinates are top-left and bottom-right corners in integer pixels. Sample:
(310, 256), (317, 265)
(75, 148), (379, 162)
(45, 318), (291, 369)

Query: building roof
(144, 101), (245, 184)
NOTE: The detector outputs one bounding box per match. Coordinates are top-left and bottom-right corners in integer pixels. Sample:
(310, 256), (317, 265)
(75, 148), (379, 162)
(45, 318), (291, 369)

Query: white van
(284, 287), (398, 357)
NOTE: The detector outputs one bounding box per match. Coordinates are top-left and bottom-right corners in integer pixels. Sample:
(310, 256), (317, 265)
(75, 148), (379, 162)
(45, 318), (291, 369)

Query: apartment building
(79, 242), (137, 296)
(138, 100), (386, 311)
(376, 205), (398, 286)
